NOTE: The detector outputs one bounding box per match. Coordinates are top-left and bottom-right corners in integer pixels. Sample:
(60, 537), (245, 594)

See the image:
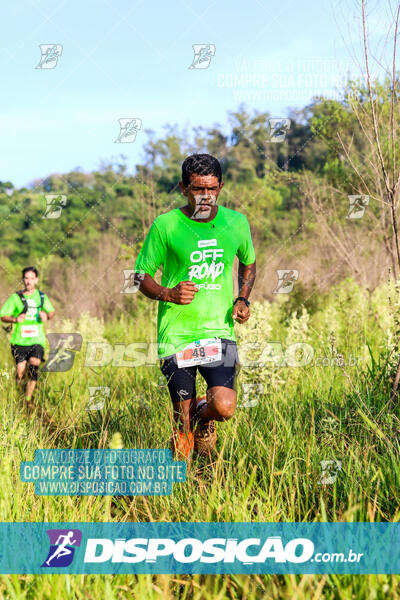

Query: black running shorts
(11, 344), (44, 364)
(159, 338), (240, 403)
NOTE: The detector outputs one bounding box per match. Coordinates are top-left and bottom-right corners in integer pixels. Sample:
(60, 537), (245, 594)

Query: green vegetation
(2, 71), (400, 596)
(0, 278), (400, 597)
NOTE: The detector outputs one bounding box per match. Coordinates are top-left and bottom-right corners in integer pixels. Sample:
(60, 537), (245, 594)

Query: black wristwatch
(233, 296), (250, 307)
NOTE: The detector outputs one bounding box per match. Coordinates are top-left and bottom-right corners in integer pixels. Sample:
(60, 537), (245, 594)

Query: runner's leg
(173, 397), (195, 432)
(159, 355), (198, 460)
(197, 386), (237, 421)
(160, 355), (197, 431)
(16, 360), (27, 385)
(196, 339), (240, 422)
(25, 345), (44, 400)
(26, 356), (41, 399)
(11, 345), (28, 393)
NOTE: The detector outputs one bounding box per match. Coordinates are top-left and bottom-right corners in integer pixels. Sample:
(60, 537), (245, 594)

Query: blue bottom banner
(0, 522), (398, 574)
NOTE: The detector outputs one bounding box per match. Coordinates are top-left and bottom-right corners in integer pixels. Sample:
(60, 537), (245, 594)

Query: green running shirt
(0, 290), (55, 347)
(134, 206), (256, 359)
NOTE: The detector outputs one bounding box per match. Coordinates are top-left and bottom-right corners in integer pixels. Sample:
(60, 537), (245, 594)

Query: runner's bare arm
(134, 272), (170, 301)
(238, 260), (256, 300)
(39, 311), (55, 321)
(233, 261), (256, 323)
(134, 273), (198, 304)
(1, 315), (17, 323)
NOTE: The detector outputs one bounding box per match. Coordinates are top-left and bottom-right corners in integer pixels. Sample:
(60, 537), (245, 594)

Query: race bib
(21, 325), (38, 338)
(176, 338), (222, 368)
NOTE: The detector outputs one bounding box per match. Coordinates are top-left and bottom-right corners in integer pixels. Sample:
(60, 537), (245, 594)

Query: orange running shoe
(192, 396), (217, 456)
(171, 428), (194, 461)
(193, 419), (217, 456)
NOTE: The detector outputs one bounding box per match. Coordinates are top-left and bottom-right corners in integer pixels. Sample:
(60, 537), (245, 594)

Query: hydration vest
(3, 290), (45, 333)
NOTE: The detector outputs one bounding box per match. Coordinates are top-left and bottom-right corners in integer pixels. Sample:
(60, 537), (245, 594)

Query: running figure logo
(273, 269), (299, 294)
(188, 44), (216, 69)
(43, 194), (67, 219)
(114, 118), (142, 143)
(35, 44), (63, 69)
(346, 195), (369, 219)
(41, 529), (82, 567)
(42, 333), (82, 372)
(86, 386), (110, 410)
(120, 270), (145, 293)
(268, 119), (291, 142)
(192, 193), (217, 220)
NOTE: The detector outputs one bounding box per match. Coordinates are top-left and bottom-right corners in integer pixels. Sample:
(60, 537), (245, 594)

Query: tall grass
(0, 277), (400, 598)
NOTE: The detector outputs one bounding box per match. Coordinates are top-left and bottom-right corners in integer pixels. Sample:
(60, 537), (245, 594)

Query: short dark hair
(22, 266), (39, 278)
(181, 154), (222, 188)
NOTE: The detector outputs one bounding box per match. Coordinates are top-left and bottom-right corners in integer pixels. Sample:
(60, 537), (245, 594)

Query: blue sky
(0, 0), (391, 187)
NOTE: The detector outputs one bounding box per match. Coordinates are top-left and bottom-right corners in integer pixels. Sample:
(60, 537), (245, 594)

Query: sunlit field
(0, 277), (399, 597)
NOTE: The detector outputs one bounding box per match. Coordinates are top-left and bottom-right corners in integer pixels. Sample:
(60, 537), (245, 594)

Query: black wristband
(233, 296), (250, 307)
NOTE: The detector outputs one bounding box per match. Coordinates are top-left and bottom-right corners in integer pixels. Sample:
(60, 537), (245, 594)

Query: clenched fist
(165, 281), (199, 305)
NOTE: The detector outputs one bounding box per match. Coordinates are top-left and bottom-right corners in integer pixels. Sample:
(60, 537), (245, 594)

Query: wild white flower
(109, 431), (124, 449)
(77, 312), (106, 343)
(286, 306), (311, 346)
(235, 300), (286, 395)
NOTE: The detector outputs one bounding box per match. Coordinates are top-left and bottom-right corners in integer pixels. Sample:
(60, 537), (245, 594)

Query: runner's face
(183, 174), (223, 219)
(23, 271), (38, 292)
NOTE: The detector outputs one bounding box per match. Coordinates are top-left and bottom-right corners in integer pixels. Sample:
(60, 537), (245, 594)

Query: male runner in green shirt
(0, 266), (55, 402)
(134, 154), (256, 460)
